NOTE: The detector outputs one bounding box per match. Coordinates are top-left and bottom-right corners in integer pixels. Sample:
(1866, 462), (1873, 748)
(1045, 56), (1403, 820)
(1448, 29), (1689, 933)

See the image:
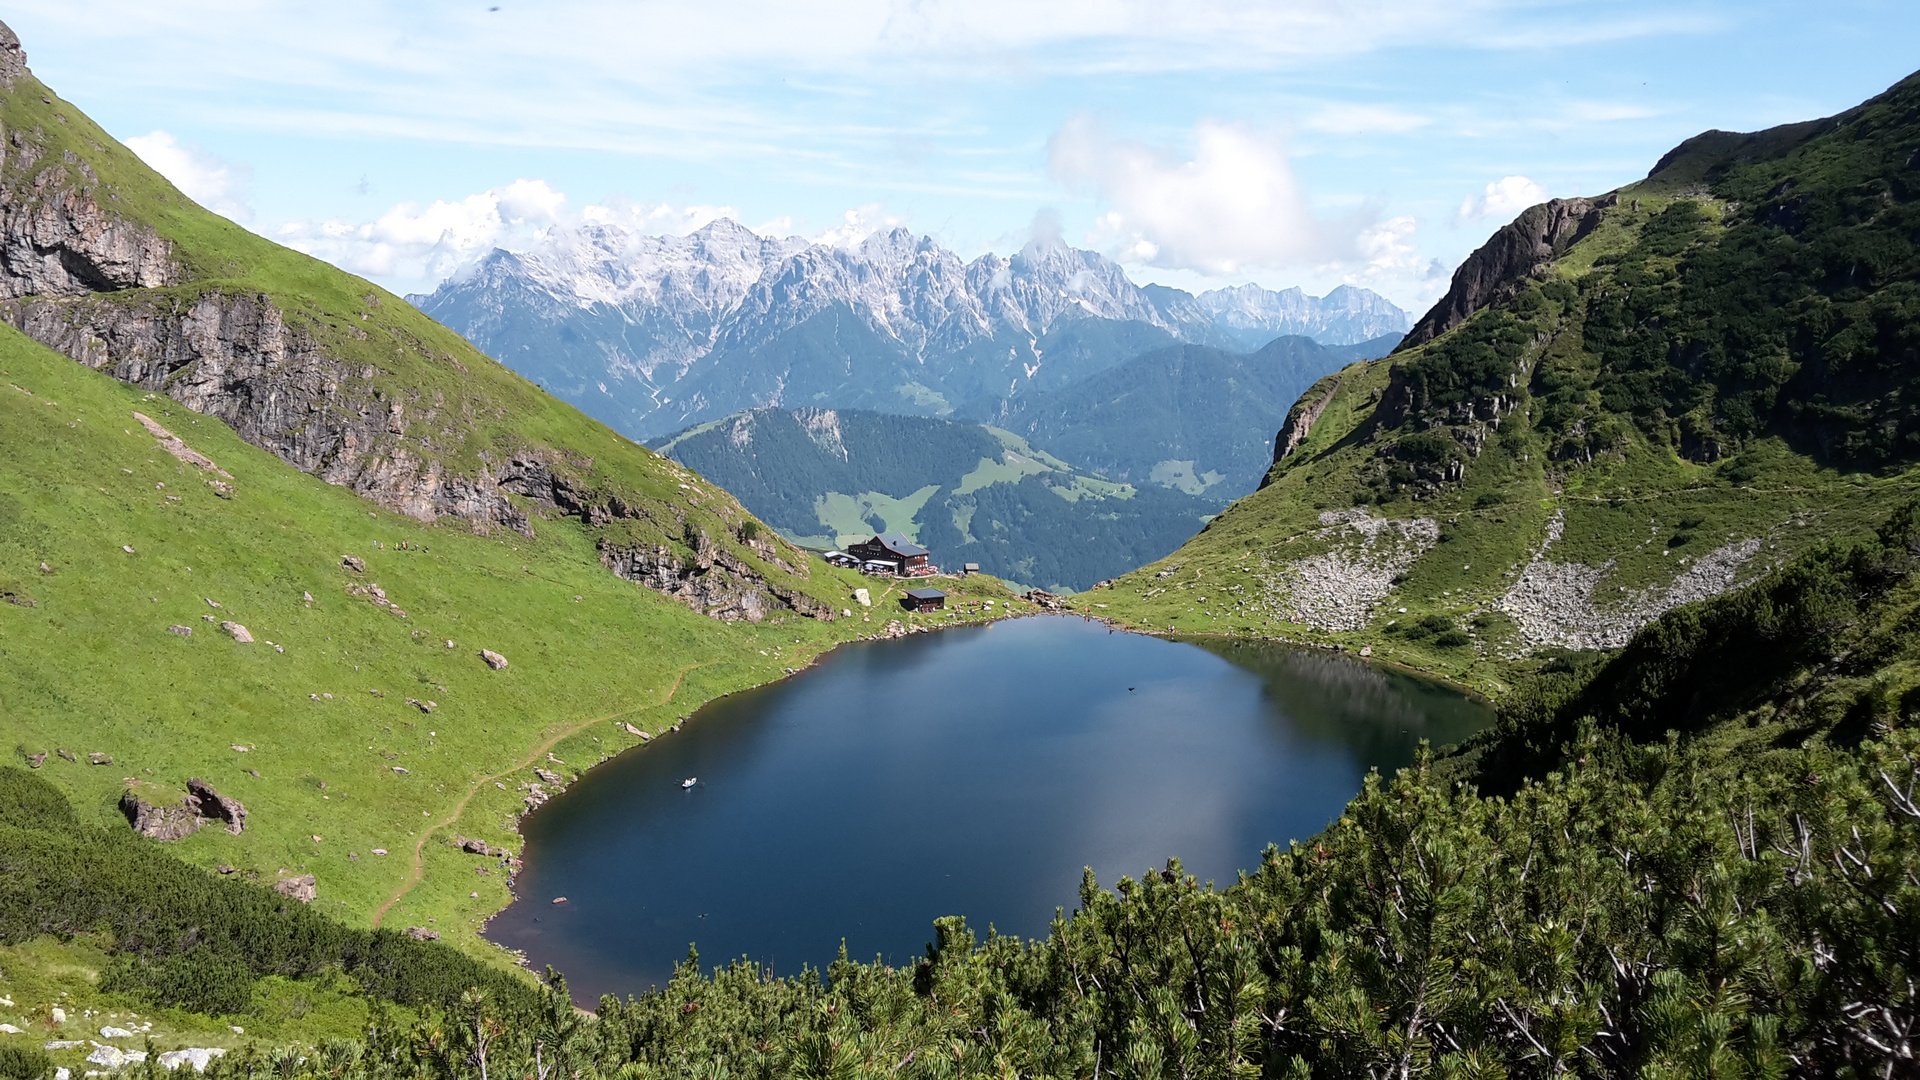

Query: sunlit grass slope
(0, 324), (1018, 971)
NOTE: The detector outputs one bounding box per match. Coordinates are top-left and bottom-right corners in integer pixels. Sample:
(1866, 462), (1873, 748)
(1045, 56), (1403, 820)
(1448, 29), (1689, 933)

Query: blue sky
(10, 1), (1918, 312)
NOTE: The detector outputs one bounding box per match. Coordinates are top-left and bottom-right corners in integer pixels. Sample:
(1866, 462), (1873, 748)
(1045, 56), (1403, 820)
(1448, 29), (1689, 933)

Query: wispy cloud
(1302, 103), (1432, 135)
(18, 0), (1709, 154)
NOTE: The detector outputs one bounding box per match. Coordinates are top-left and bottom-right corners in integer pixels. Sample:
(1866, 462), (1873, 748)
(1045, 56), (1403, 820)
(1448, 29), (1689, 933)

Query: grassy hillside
(1086, 70), (1920, 693)
(654, 408), (1218, 591)
(0, 37), (854, 629)
(0, 322), (1027, 948)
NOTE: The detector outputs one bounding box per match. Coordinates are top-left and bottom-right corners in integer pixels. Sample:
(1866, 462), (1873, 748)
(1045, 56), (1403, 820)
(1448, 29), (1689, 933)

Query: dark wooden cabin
(901, 588), (947, 612)
(847, 532), (932, 575)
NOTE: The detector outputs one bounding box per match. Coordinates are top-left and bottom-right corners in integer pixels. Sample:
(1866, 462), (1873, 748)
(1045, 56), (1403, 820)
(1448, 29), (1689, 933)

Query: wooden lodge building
(846, 532), (934, 576)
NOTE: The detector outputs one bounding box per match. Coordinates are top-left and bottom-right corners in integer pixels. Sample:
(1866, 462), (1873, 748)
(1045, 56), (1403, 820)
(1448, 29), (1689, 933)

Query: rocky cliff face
(1, 289), (545, 533)
(0, 154), (180, 298)
(603, 525), (830, 623)
(1396, 195), (1616, 350)
(0, 19), (828, 623)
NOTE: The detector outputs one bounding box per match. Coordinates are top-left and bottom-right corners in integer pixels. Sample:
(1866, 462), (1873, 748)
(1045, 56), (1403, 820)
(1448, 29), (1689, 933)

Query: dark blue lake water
(486, 616), (1489, 999)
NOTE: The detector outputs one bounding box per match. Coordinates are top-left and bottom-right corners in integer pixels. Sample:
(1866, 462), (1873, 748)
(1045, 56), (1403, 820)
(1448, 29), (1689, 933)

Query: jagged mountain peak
(417, 217), (1409, 437)
(1196, 281), (1410, 350)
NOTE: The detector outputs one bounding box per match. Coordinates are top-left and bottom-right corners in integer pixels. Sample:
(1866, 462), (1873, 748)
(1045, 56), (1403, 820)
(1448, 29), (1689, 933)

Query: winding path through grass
(371, 661), (713, 928)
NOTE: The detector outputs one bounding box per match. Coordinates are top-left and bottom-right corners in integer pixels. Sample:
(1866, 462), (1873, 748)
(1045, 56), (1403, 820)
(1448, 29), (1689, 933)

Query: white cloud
(123, 130), (253, 222)
(1050, 117), (1358, 275)
(810, 204), (906, 248)
(277, 178), (568, 283)
(1343, 215), (1453, 311)
(273, 181), (766, 289)
(1457, 175), (1549, 223)
(581, 199), (740, 234)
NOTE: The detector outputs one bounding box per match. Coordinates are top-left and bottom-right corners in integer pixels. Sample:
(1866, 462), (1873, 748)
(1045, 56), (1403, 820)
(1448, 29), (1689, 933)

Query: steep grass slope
(1088, 69), (1920, 692)
(0, 23), (832, 624)
(0, 321), (884, 951)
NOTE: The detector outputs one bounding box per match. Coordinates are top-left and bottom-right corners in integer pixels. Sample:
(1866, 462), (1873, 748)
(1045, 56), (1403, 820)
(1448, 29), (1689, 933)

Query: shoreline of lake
(482, 615), (1493, 999)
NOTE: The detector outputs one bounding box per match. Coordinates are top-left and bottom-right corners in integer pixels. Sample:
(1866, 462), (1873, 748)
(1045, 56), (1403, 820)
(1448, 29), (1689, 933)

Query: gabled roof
(905, 588), (947, 600)
(870, 532), (929, 558)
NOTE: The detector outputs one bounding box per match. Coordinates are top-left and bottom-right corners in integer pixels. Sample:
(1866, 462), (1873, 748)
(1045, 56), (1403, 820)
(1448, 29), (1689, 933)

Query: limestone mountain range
(410, 218), (1409, 439)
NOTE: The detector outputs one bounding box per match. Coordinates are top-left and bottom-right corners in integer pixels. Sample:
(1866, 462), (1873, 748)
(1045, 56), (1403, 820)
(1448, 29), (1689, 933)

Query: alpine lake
(487, 615), (1491, 999)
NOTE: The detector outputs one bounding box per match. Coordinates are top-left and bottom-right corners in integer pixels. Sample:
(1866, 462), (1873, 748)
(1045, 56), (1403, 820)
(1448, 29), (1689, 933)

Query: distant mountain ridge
(1198, 283), (1412, 352)
(971, 334), (1402, 498)
(412, 220), (1409, 438)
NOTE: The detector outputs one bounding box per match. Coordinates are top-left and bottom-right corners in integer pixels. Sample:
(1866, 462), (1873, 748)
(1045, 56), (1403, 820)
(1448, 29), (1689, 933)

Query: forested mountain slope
(654, 408), (1218, 590)
(1087, 68), (1920, 692)
(972, 333), (1399, 498)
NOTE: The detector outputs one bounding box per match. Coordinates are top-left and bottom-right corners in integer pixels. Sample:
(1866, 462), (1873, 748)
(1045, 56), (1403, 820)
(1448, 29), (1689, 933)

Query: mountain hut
(847, 532), (932, 576)
(901, 588), (947, 612)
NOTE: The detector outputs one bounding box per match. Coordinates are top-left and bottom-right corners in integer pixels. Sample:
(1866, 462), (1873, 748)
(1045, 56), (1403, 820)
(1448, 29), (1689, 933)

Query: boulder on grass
(480, 649), (509, 670)
(120, 785), (200, 841)
(273, 874), (316, 903)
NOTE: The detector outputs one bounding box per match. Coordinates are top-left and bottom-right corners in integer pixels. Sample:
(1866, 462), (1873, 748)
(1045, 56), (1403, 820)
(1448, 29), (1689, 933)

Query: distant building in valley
(847, 532), (933, 576)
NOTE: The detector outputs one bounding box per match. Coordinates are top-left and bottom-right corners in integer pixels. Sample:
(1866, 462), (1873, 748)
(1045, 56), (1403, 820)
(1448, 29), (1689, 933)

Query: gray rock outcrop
(273, 874), (316, 903)
(122, 778), (246, 840)
(1272, 374), (1342, 464)
(0, 19), (176, 295)
(602, 526), (831, 623)
(119, 787), (200, 841)
(1397, 195), (1617, 350)
(187, 778), (246, 834)
(0, 21), (26, 88)
(0, 169), (180, 300)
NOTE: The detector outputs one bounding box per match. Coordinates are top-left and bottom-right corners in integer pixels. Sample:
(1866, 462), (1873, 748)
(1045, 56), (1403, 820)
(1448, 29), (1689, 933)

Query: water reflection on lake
(487, 616), (1490, 999)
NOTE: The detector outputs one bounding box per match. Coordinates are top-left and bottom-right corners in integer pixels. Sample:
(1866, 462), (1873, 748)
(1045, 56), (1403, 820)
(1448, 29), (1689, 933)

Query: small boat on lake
(681, 777), (697, 789)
